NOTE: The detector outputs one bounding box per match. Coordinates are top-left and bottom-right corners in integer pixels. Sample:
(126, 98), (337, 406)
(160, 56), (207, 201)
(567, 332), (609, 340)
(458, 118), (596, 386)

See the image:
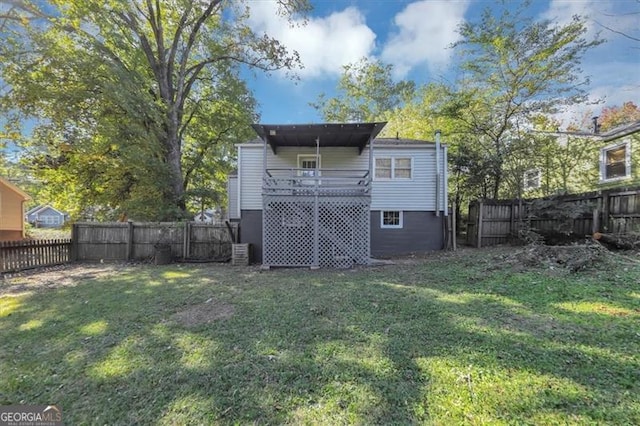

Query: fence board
(467, 187), (640, 247)
(1, 239), (72, 273)
(73, 222), (237, 262)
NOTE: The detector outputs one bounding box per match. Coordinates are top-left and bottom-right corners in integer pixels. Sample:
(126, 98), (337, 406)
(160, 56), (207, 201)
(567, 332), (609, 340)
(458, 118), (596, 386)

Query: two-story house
(597, 120), (640, 187)
(227, 122), (448, 268)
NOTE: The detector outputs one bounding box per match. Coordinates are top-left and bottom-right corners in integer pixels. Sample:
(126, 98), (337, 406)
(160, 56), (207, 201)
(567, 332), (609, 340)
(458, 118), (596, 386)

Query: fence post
(70, 224), (78, 261)
(452, 201), (457, 251)
(592, 209), (599, 234)
(183, 221), (190, 260)
(602, 190), (610, 232)
(476, 201), (483, 248)
(126, 221), (134, 260)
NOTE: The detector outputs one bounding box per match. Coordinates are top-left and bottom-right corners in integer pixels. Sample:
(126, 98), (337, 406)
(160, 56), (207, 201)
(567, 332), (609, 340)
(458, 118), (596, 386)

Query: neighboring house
(597, 120), (640, 187)
(228, 122), (448, 267)
(193, 210), (214, 223)
(193, 209), (222, 223)
(0, 177), (31, 241)
(535, 120), (640, 193)
(25, 204), (67, 228)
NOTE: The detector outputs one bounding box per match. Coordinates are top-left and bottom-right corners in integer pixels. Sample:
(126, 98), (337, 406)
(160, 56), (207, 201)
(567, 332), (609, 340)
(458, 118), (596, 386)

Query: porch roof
(252, 122), (387, 154)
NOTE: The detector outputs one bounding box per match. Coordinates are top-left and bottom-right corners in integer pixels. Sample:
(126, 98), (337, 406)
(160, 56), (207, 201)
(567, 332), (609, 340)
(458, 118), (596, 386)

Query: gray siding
(370, 210), (444, 257)
(227, 176), (239, 219)
(239, 210), (262, 263)
(238, 146), (264, 211)
(237, 143), (447, 212)
(370, 147), (441, 211)
(241, 209), (443, 263)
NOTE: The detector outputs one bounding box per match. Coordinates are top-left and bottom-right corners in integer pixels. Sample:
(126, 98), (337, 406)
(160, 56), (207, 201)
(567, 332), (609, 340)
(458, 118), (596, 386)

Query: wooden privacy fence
(467, 188), (640, 247)
(72, 222), (238, 262)
(1, 239), (72, 273)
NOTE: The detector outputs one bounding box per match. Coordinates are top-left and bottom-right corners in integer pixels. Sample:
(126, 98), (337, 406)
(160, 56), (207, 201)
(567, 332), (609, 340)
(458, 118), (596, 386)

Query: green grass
(1, 248), (639, 424)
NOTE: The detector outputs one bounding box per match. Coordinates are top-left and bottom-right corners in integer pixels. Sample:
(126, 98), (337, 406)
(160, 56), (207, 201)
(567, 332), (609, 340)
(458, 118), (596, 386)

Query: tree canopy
(441, 2), (603, 199)
(311, 58), (415, 123)
(0, 0), (309, 220)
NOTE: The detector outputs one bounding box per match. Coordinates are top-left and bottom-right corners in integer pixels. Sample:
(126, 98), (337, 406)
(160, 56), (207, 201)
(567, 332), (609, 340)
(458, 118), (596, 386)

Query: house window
(374, 157), (412, 179)
(601, 142), (631, 181)
(43, 216), (56, 225)
(381, 210), (403, 229)
(523, 169), (541, 190)
(298, 154), (320, 177)
(375, 158), (392, 179)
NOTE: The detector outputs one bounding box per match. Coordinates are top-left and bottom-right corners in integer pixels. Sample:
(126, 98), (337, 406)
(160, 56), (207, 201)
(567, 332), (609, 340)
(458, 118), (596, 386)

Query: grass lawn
(1, 247), (639, 424)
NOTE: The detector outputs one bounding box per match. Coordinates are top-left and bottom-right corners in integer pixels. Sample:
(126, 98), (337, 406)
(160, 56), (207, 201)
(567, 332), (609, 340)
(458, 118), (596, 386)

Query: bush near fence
(467, 187), (640, 247)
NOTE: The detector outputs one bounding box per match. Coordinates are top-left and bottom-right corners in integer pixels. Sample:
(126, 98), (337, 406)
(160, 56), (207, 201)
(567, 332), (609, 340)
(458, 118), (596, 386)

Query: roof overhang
(0, 177), (31, 200)
(251, 122), (387, 154)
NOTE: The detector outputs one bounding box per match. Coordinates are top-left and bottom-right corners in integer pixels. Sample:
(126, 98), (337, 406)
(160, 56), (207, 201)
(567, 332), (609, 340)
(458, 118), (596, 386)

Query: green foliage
(0, 0), (308, 220)
(441, 2), (602, 200)
(311, 58), (415, 123)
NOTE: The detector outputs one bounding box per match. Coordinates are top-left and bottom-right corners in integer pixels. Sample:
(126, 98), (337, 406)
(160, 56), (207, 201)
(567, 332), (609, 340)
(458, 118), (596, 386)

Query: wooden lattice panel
(263, 195), (370, 268)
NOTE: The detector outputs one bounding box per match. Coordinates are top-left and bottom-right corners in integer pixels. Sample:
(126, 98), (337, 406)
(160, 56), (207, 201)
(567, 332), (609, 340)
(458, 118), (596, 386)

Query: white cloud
(381, 0), (470, 78)
(247, 1), (376, 78)
(541, 0), (638, 42)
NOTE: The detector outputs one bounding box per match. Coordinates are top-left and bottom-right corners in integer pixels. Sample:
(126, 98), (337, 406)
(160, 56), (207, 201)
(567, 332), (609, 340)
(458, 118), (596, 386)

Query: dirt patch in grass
(172, 298), (235, 327)
(0, 264), (121, 296)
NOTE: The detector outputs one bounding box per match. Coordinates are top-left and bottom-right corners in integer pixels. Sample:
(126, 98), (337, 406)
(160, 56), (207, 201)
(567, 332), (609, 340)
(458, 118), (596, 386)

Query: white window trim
(600, 141), (631, 182)
(297, 154), (321, 169)
(523, 168), (541, 190)
(380, 210), (403, 229)
(373, 156), (413, 180)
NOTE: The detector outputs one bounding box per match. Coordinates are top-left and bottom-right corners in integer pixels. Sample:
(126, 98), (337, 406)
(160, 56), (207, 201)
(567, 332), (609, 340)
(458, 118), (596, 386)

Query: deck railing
(263, 169), (371, 196)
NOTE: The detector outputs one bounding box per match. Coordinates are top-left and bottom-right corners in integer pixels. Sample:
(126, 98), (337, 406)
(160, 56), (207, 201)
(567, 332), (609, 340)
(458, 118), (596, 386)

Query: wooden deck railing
(0, 239), (72, 273)
(263, 168), (371, 196)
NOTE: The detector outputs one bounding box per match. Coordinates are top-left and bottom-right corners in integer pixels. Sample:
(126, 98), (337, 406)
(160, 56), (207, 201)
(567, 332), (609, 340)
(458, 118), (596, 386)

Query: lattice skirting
(263, 195), (370, 267)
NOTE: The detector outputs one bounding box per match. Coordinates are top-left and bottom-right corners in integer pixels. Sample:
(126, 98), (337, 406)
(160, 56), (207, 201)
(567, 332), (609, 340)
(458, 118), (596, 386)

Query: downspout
(435, 130), (441, 216)
(443, 145), (448, 217)
(237, 146), (242, 220)
(262, 134), (268, 265)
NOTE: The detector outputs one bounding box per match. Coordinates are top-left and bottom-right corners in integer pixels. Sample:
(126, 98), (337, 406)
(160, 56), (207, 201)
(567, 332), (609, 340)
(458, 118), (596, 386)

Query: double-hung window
(600, 141), (631, 182)
(374, 157), (412, 180)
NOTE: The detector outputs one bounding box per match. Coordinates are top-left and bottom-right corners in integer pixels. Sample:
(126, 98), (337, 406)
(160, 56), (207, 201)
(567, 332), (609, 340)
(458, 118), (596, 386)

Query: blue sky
(245, 0), (640, 126)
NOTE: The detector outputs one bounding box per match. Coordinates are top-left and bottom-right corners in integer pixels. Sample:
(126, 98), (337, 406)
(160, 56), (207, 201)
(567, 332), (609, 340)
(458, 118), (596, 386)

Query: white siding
(239, 146), (263, 210)
(237, 143), (447, 212)
(227, 176), (239, 219)
(367, 147), (443, 211)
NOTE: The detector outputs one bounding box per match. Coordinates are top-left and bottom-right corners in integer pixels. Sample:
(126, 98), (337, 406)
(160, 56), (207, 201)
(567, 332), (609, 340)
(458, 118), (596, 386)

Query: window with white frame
(298, 154), (320, 177)
(523, 169), (541, 190)
(600, 141), (631, 181)
(381, 210), (403, 228)
(374, 157), (412, 179)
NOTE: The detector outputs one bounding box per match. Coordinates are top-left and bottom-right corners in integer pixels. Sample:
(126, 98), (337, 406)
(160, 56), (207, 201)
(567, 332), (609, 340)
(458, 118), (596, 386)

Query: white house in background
(193, 209), (220, 223)
(227, 122), (448, 268)
(25, 204), (67, 228)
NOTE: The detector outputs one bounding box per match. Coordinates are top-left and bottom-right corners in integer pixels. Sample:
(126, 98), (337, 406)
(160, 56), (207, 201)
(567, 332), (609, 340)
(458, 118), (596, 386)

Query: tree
(599, 101), (640, 131)
(443, 2), (602, 199)
(0, 0), (310, 219)
(311, 58), (415, 123)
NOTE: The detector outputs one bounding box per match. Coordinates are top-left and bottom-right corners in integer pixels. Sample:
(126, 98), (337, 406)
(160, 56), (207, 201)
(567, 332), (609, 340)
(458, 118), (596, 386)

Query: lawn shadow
(1, 258), (638, 424)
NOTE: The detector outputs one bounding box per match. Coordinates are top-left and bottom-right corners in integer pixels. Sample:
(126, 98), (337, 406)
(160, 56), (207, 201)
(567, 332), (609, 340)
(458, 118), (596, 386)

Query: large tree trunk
(165, 109), (186, 213)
